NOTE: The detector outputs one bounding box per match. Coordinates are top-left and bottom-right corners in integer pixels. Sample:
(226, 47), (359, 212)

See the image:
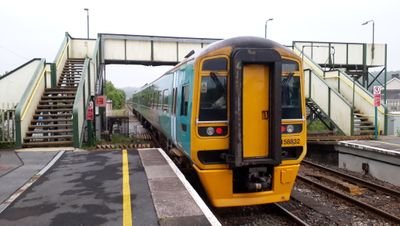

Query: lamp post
(84, 8), (89, 39)
(362, 19), (374, 59)
(265, 18), (273, 39)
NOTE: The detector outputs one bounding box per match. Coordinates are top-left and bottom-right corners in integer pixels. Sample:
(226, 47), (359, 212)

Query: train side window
(202, 58), (228, 71)
(162, 89), (169, 112)
(180, 85), (189, 116)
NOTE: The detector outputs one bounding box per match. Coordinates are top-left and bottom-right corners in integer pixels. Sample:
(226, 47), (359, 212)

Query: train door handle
(181, 123), (187, 132)
(262, 110), (269, 120)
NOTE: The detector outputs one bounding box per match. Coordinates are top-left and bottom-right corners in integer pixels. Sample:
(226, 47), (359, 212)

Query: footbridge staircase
(292, 41), (387, 136)
(3, 33), (218, 148)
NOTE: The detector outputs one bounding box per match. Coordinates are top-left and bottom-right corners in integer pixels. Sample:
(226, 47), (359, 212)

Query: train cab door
(175, 69), (191, 154)
(230, 49), (282, 167)
(243, 65), (269, 158)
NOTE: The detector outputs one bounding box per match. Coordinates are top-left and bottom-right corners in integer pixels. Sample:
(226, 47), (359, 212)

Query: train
(132, 36), (307, 207)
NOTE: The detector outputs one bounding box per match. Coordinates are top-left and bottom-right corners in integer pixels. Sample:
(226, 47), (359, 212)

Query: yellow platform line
(122, 149), (132, 226)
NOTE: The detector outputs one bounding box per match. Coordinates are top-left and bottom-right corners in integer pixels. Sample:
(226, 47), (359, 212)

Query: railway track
(273, 203), (310, 226)
(299, 160), (400, 224)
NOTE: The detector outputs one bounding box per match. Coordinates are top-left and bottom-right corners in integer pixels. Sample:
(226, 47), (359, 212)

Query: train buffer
(0, 148), (220, 225)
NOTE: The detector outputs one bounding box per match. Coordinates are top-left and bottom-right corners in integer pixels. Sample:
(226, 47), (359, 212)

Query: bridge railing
(304, 69), (353, 135)
(52, 33), (71, 88)
(15, 60), (51, 147)
(294, 45), (386, 135)
(73, 58), (91, 147)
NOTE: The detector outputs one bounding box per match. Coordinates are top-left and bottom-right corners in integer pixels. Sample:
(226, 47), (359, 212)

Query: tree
(105, 81), (126, 109)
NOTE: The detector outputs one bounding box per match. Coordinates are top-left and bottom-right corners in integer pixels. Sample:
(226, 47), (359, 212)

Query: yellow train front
(190, 37), (306, 207)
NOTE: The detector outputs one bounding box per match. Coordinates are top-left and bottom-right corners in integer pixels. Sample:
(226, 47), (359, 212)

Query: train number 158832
(282, 138), (300, 145)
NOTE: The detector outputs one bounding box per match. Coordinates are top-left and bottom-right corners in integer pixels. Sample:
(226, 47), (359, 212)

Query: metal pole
(84, 8), (89, 39)
(265, 18), (273, 39)
(375, 106), (378, 139)
(372, 21), (375, 59)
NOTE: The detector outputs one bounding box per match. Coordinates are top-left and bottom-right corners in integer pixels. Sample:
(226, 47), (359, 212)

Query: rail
(298, 175), (400, 224)
(15, 59), (49, 147)
(72, 58), (91, 148)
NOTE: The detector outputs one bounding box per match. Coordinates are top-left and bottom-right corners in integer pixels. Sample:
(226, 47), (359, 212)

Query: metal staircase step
(32, 118), (72, 123)
(44, 91), (76, 95)
(36, 109), (72, 113)
(33, 113), (72, 118)
(40, 100), (74, 104)
(41, 96), (75, 100)
(23, 141), (73, 147)
(29, 124), (72, 129)
(37, 104), (73, 108)
(24, 135), (72, 141)
(26, 129), (73, 134)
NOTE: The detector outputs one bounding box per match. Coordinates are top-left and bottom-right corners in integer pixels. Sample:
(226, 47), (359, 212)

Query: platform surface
(0, 148), (217, 225)
(338, 136), (400, 157)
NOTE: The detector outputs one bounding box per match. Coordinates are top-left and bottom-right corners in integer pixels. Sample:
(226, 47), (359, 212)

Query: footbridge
(0, 33), (387, 148)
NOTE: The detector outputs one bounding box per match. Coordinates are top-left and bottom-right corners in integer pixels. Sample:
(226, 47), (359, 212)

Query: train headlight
(286, 125), (295, 133)
(206, 127), (215, 136)
(281, 124), (302, 134)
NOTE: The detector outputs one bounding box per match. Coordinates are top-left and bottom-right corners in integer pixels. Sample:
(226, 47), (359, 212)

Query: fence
(0, 104), (16, 144)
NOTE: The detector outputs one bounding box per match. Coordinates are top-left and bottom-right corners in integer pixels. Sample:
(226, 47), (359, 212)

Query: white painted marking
(156, 148), (221, 226)
(0, 151), (65, 214)
(339, 141), (400, 155)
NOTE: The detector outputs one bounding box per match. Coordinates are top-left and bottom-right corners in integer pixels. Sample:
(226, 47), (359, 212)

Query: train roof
(197, 36), (298, 59)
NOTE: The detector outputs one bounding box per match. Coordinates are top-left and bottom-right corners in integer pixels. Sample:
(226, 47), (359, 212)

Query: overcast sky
(1, 0), (399, 88)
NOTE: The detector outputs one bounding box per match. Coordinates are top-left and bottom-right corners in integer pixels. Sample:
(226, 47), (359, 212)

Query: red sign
(373, 86), (382, 107)
(374, 94), (381, 107)
(86, 101), (94, 121)
(96, 96), (106, 107)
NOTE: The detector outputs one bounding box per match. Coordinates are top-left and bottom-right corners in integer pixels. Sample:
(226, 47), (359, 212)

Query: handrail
(15, 59), (46, 147)
(0, 58), (42, 81)
(293, 45), (385, 108)
(52, 32), (71, 88)
(72, 58), (90, 147)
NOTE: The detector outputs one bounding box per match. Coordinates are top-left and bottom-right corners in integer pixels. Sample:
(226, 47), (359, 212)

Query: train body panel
(132, 36), (307, 207)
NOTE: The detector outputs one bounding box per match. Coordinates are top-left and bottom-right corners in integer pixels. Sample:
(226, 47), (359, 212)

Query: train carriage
(132, 36), (306, 207)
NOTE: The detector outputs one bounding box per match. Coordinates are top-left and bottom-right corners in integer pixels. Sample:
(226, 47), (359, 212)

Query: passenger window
(162, 89), (169, 112)
(202, 58), (228, 71)
(180, 85), (189, 116)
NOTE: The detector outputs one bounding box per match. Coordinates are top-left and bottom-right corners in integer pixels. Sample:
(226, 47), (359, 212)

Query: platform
(335, 136), (400, 186)
(0, 148), (220, 225)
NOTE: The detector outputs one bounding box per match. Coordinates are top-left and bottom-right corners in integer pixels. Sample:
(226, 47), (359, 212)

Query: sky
(1, 0), (399, 88)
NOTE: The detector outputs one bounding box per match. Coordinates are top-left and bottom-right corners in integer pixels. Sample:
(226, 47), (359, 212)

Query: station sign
(96, 95), (106, 107)
(373, 86), (382, 107)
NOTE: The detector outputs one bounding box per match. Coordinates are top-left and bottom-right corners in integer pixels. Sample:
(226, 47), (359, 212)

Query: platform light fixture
(362, 19), (374, 59)
(84, 8), (89, 39)
(265, 18), (274, 39)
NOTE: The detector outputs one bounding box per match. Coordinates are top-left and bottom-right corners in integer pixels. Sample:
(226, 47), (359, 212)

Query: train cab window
(282, 60), (299, 73)
(281, 75), (302, 119)
(199, 73), (227, 121)
(202, 58), (228, 71)
(180, 85), (189, 116)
